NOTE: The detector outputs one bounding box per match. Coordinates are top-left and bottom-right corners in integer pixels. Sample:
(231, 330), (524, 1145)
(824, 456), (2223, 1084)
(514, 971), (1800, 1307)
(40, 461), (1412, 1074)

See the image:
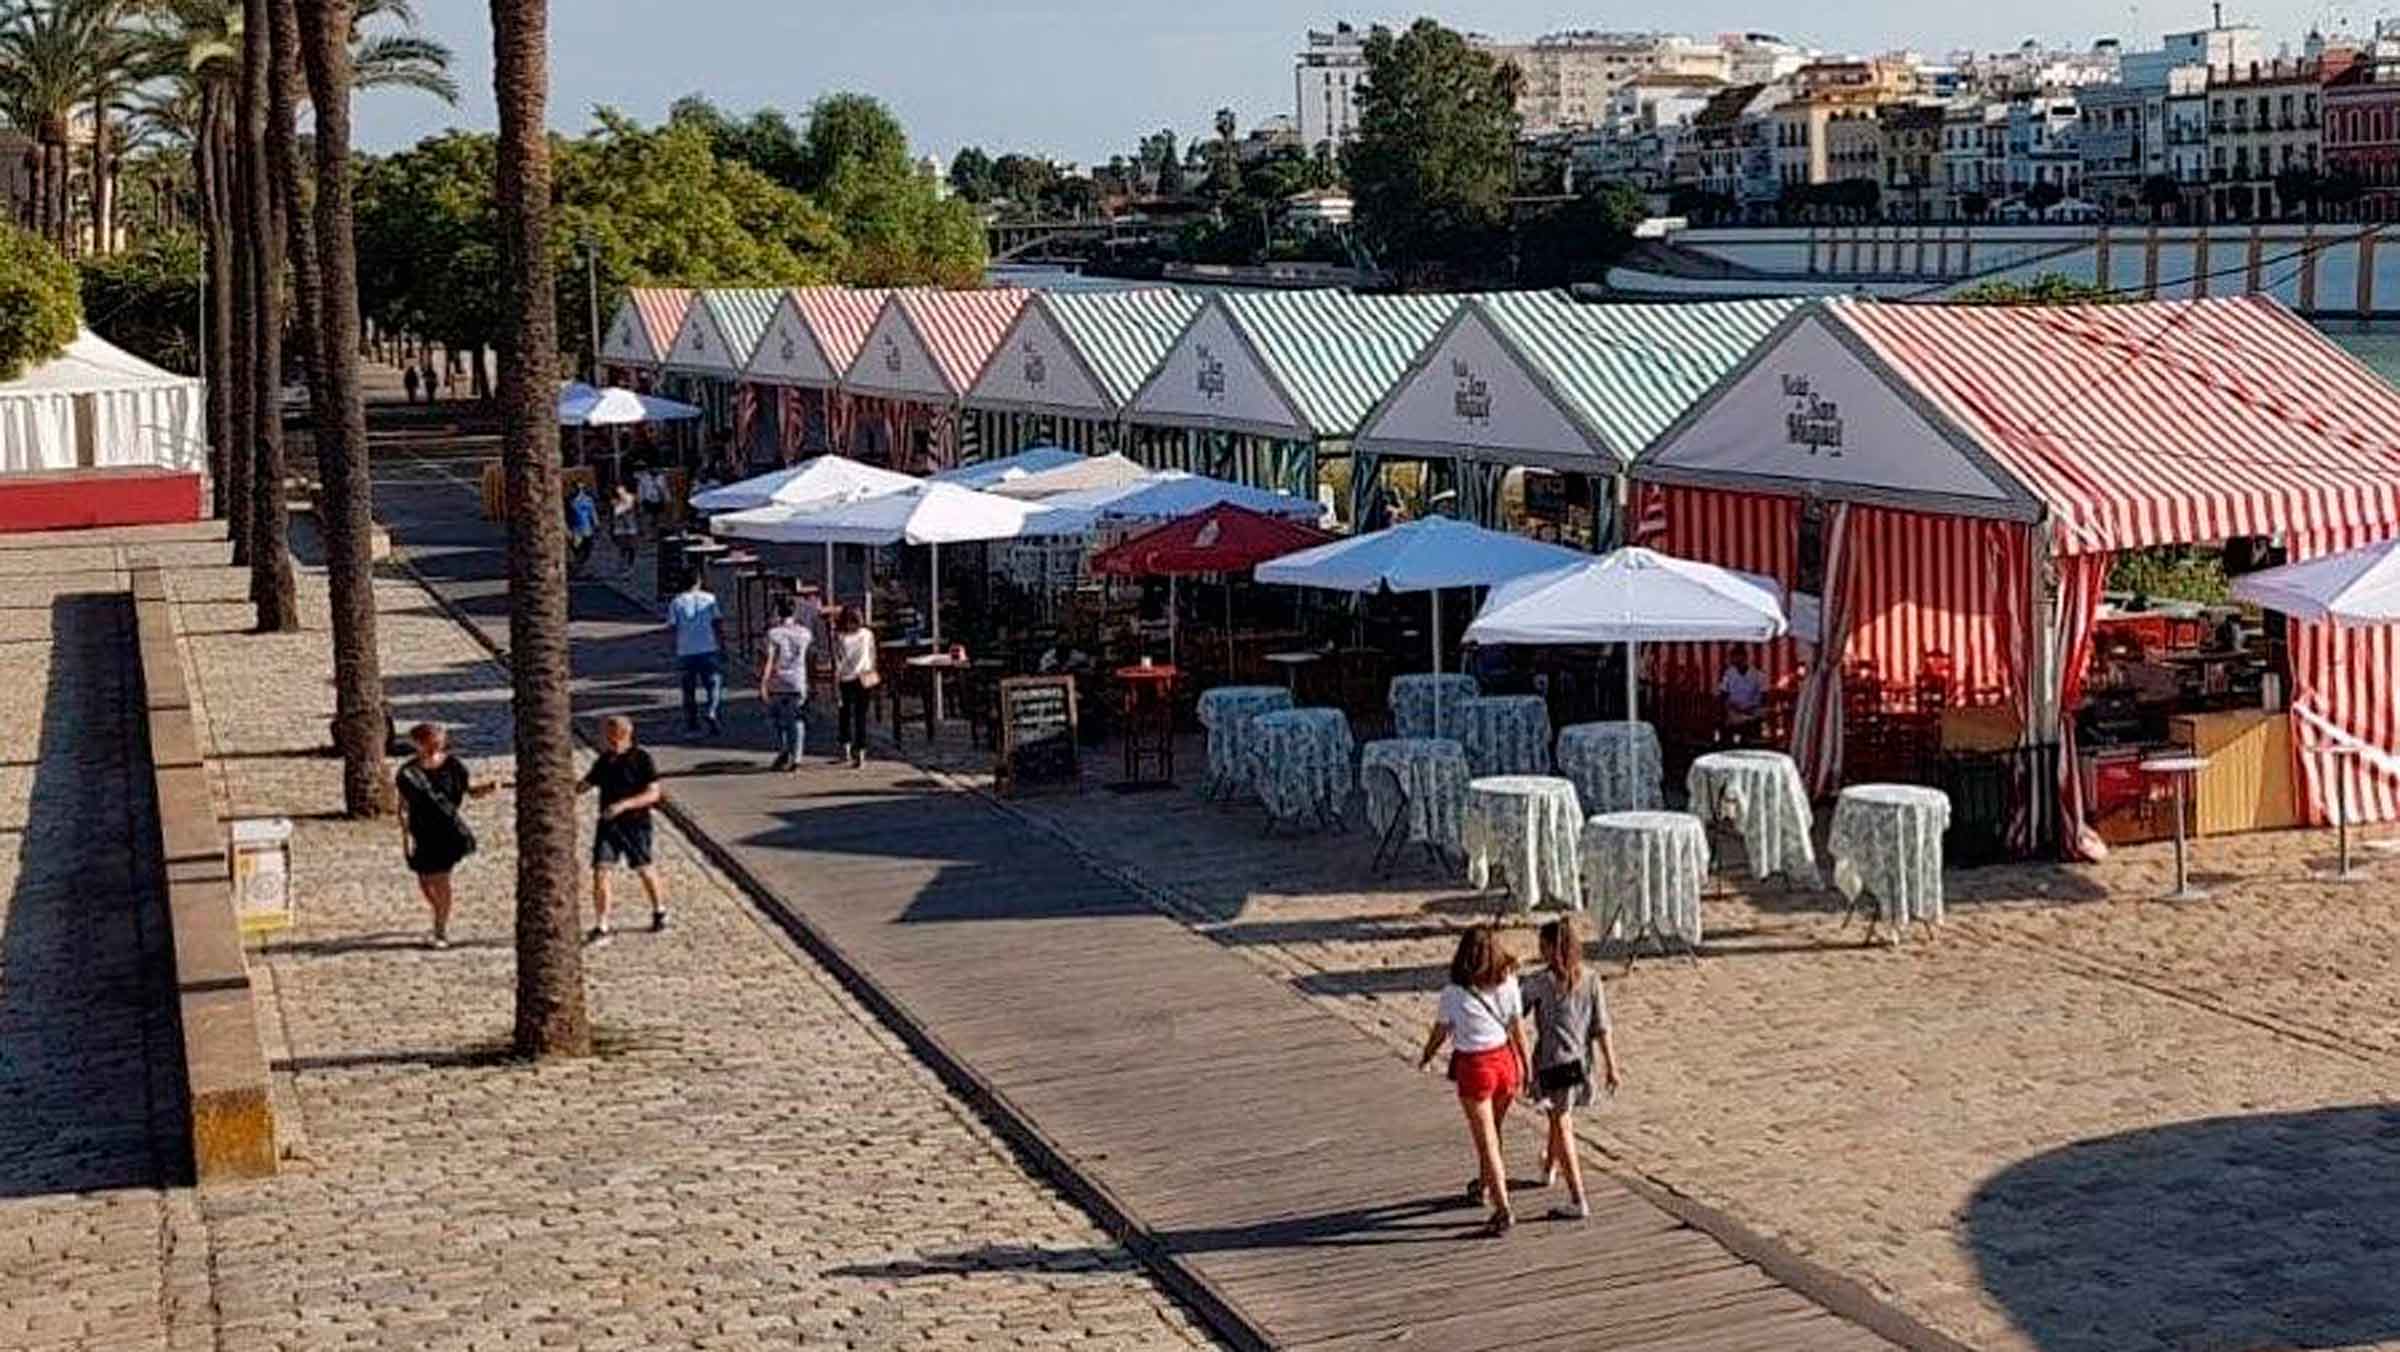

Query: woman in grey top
(1520, 916), (1623, 1221)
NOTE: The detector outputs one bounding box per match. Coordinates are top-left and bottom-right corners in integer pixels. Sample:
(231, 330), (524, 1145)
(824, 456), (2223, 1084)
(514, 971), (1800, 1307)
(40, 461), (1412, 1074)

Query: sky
(365, 0), (2365, 167)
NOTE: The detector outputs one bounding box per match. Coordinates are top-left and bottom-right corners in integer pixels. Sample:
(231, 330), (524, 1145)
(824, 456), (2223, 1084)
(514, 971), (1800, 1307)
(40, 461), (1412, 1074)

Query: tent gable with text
(844, 301), (957, 401)
(968, 299), (1112, 415)
(746, 292), (840, 386)
(1355, 304), (1610, 470)
(1124, 298), (1310, 438)
(1640, 310), (2034, 519)
(662, 294), (744, 376)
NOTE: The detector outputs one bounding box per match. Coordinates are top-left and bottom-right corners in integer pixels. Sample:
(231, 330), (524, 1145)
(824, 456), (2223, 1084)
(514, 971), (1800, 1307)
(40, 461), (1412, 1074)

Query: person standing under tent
(1521, 916), (1621, 1223)
(635, 463), (667, 536)
(832, 608), (878, 769)
(566, 484), (599, 576)
(1718, 644), (1767, 745)
(758, 598), (814, 772)
(1417, 926), (1530, 1237)
(610, 481), (641, 576)
(579, 715), (667, 943)
(667, 570), (726, 737)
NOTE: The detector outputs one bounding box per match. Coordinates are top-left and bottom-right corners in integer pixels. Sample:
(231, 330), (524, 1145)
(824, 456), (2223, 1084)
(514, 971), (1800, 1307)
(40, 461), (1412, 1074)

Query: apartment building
(2210, 55), (2344, 218)
(1296, 24), (1371, 150)
(2325, 33), (2400, 219)
(1879, 103), (1947, 218)
(1491, 30), (1730, 133)
(1768, 59), (1918, 190)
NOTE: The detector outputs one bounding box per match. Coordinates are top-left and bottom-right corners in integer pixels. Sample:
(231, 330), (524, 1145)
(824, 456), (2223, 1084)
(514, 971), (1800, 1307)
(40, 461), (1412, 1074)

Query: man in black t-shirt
(579, 715), (667, 944)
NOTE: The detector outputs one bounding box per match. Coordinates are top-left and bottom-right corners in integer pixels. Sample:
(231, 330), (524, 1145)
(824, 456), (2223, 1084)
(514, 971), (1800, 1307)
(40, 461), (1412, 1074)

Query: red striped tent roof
(1838, 295), (2400, 556)
(893, 289), (1031, 396)
(1090, 503), (1334, 577)
(790, 286), (900, 374)
(631, 288), (691, 356)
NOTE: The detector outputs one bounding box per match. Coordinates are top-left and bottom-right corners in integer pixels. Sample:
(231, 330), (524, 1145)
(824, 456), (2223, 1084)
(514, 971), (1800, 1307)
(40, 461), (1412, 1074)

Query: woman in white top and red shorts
(1418, 925), (1531, 1235)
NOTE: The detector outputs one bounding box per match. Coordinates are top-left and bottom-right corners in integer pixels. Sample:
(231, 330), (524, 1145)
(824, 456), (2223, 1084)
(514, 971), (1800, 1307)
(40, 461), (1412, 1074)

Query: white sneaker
(584, 925), (612, 947)
(1547, 1200), (1590, 1222)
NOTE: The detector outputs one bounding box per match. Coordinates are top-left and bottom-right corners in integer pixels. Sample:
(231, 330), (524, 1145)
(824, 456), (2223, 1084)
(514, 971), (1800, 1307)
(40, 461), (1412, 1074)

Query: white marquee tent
(0, 329), (205, 474)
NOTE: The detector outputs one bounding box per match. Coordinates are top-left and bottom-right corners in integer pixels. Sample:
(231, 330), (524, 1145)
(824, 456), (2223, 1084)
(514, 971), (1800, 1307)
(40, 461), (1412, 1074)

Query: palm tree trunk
(222, 100), (254, 564)
(492, 0), (591, 1058)
(242, 0), (298, 631)
(195, 92), (232, 520)
(269, 0), (325, 435)
(89, 99), (109, 256)
(295, 0), (393, 820)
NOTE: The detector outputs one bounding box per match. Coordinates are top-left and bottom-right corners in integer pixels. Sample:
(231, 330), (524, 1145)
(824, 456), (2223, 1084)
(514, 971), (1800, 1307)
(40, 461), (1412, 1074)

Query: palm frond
(353, 31), (454, 105)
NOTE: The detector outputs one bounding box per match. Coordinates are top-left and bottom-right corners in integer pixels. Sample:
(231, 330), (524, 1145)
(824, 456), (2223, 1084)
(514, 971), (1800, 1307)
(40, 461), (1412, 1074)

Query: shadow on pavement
(1967, 1104), (2400, 1352)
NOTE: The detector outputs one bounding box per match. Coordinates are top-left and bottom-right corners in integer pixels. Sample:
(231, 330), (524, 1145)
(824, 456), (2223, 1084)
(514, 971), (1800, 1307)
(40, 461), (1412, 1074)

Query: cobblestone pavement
(0, 525), (1211, 1351)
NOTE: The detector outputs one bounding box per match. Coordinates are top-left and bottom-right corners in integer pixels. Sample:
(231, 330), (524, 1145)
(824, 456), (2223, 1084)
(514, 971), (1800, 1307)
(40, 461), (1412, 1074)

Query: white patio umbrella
(689, 455), (923, 609)
(1467, 547), (1788, 805)
(557, 383), (702, 427)
(712, 483), (1091, 724)
(989, 451), (1150, 500)
(2231, 536), (2400, 876)
(1256, 516), (1586, 714)
(931, 446), (1082, 491)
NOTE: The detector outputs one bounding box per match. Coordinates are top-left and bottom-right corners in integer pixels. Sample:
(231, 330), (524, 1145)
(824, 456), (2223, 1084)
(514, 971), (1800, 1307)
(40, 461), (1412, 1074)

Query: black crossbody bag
(1534, 975), (1596, 1095)
(400, 762), (478, 857)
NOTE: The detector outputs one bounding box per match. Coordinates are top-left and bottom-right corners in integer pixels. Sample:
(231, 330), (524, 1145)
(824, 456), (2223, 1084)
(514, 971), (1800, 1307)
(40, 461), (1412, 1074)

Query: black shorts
(592, 815), (655, 869)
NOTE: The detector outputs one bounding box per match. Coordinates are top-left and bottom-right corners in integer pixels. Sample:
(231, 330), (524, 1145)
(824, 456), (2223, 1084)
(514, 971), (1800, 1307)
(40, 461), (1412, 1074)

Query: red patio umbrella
(1090, 503), (1335, 670)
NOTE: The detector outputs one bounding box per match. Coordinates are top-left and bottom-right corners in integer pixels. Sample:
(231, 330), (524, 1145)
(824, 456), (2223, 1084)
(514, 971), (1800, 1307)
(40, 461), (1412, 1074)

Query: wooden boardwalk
(373, 455), (1899, 1352)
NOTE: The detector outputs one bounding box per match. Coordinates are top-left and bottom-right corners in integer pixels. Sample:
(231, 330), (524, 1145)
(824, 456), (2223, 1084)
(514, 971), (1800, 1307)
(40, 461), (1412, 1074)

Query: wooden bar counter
(2169, 709), (2297, 835)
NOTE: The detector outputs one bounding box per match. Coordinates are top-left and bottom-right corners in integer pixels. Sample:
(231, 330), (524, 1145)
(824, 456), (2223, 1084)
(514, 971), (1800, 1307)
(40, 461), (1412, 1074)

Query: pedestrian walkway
(372, 460), (1897, 1350)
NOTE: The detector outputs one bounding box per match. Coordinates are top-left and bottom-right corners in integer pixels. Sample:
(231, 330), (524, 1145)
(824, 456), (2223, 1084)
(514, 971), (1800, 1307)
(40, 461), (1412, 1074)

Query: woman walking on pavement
(394, 723), (499, 949)
(832, 607), (878, 769)
(1419, 926), (1531, 1236)
(1522, 916), (1622, 1222)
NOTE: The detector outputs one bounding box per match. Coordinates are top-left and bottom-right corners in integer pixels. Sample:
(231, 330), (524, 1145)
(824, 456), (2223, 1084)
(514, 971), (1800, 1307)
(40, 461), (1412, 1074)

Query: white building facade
(1297, 24), (1371, 151)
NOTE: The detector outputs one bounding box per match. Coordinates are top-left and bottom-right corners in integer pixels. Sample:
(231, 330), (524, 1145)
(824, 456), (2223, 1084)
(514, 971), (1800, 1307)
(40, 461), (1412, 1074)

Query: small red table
(1116, 664), (1179, 787)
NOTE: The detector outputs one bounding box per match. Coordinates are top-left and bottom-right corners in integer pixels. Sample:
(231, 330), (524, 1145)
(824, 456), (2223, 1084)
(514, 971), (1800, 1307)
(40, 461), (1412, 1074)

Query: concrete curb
(128, 554), (278, 1183)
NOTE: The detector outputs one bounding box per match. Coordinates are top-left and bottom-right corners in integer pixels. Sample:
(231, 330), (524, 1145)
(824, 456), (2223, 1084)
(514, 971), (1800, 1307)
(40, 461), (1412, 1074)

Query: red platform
(0, 467), (204, 533)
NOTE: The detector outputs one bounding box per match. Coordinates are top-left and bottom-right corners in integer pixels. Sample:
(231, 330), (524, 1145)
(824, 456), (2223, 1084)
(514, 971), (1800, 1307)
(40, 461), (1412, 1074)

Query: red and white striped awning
(791, 287), (900, 375)
(1839, 295), (2400, 557)
(895, 289), (1032, 397)
(630, 288), (691, 359)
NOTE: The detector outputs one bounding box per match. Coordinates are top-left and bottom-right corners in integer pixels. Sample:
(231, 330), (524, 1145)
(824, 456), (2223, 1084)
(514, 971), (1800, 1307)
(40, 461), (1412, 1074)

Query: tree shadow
(1966, 1105), (2400, 1352)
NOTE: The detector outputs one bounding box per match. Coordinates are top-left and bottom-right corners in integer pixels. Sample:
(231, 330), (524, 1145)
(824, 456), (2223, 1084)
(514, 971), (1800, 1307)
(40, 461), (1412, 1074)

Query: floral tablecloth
(1360, 738), (1470, 855)
(1580, 810), (1709, 949)
(1829, 783), (1952, 935)
(1456, 695), (1553, 777)
(1686, 750), (1823, 888)
(1248, 707), (1355, 829)
(1557, 721), (1664, 815)
(1388, 673), (1481, 740)
(1197, 685), (1294, 796)
(1463, 775), (1584, 912)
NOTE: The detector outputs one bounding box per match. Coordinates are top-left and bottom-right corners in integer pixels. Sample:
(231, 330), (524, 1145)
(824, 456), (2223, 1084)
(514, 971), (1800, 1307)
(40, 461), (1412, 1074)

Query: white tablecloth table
(1456, 694), (1553, 777)
(1557, 721), (1663, 815)
(1828, 783), (1952, 942)
(1360, 737), (1470, 859)
(1580, 810), (1709, 956)
(1248, 707), (1354, 831)
(1686, 750), (1823, 888)
(1388, 673), (1480, 740)
(1463, 775), (1584, 913)
(1197, 685), (1294, 798)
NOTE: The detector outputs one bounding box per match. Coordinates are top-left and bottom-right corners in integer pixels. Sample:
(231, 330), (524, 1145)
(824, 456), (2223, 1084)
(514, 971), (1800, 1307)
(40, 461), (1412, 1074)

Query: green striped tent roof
(1470, 292), (1808, 459)
(698, 288), (786, 370)
(1042, 289), (1208, 407)
(1224, 290), (1458, 437)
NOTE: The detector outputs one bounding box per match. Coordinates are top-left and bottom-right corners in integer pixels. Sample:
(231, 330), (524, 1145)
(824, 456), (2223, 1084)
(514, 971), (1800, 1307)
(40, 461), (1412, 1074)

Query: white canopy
(709, 481), (1088, 547)
(1465, 548), (1787, 646)
(688, 454), (919, 514)
(990, 451), (1149, 500)
(0, 328), (204, 474)
(1042, 469), (1324, 523)
(1256, 515), (1584, 594)
(2231, 538), (2400, 628)
(558, 382), (702, 427)
(930, 446), (1081, 490)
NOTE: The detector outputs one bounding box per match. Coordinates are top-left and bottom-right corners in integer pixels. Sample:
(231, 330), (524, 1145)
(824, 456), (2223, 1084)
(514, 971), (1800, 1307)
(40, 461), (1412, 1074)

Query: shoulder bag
(1533, 974), (1594, 1096)
(399, 761), (478, 858)
(1445, 986), (1512, 1082)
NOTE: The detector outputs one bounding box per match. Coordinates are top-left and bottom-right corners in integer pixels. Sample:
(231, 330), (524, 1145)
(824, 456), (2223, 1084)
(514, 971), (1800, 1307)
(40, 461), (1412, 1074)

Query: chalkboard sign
(997, 675), (1080, 795)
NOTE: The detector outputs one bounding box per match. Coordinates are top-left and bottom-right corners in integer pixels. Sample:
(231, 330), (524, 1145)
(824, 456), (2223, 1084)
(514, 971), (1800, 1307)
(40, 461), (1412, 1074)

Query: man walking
(668, 570), (726, 737)
(402, 364), (420, 404)
(759, 597), (813, 772)
(579, 715), (667, 943)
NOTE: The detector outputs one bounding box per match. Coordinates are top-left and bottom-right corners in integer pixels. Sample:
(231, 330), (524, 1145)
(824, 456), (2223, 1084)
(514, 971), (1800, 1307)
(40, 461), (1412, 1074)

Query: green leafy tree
(991, 151), (1055, 210)
(1517, 181), (1644, 286)
(2273, 166), (2320, 221)
(0, 222), (79, 379)
(668, 94), (808, 187)
(2024, 179), (2066, 213)
(2139, 173), (2182, 222)
(1953, 273), (2119, 304)
(78, 227), (199, 371)
(1343, 18), (1521, 286)
(799, 91), (909, 191)
(948, 145), (995, 202)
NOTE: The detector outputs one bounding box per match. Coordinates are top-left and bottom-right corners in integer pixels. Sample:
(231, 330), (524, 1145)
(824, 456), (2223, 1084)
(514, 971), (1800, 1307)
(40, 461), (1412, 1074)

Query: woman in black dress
(394, 723), (496, 949)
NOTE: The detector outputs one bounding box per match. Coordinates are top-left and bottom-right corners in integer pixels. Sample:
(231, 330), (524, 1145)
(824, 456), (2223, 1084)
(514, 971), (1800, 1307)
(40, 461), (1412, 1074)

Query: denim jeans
(838, 679), (872, 755)
(678, 651), (724, 728)
(768, 691), (806, 762)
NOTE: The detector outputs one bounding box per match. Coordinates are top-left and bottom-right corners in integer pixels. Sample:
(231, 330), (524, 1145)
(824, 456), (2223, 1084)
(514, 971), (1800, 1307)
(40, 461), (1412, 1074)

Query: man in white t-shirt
(758, 598), (814, 772)
(1718, 645), (1767, 744)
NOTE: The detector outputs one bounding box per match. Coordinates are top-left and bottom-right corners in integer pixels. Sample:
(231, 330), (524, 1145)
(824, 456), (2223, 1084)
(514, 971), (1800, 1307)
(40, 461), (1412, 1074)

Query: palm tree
(0, 0), (111, 252)
(237, 0), (293, 629)
(491, 0), (589, 1059)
